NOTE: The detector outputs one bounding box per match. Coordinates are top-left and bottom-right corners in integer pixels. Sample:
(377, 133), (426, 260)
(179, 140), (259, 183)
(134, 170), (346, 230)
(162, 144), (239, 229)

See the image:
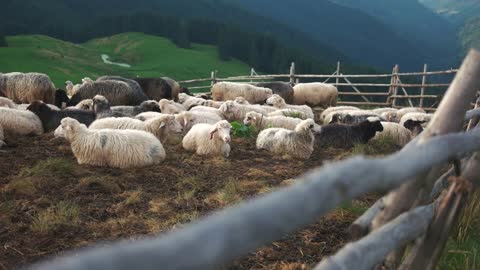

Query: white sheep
(89, 115), (182, 144)
(82, 77), (93, 84)
(267, 109), (308, 120)
(175, 111), (224, 132)
(182, 120), (232, 157)
(256, 119), (316, 159)
(202, 100), (224, 109)
(384, 107), (426, 122)
(54, 117), (165, 168)
(211, 82), (272, 104)
(65, 80), (82, 96)
(0, 97), (16, 108)
(399, 112), (433, 127)
(159, 99), (186, 114)
(135, 112), (171, 121)
(371, 107), (397, 115)
(219, 101), (270, 122)
(0, 72), (56, 104)
(234, 96), (250, 105)
(244, 111), (303, 130)
(0, 108), (43, 147)
(292, 83), (338, 108)
(371, 122), (413, 146)
(320, 106), (360, 122)
(266, 94), (314, 119)
(180, 95), (207, 110)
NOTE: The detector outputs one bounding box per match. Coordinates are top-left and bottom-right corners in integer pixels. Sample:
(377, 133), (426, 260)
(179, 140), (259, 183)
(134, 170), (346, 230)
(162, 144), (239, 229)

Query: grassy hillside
(460, 16), (480, 54)
(0, 32), (250, 88)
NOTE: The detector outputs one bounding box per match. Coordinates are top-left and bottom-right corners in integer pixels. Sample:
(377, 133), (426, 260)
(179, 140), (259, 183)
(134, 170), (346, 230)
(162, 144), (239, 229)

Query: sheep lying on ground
(54, 118), (165, 168)
(203, 100), (224, 109)
(0, 97), (16, 108)
(0, 108), (43, 147)
(17, 103), (60, 111)
(293, 83), (338, 108)
(74, 99), (94, 111)
(27, 100), (95, 132)
(89, 115), (182, 144)
(244, 111), (303, 130)
(326, 110), (381, 124)
(256, 119), (316, 159)
(67, 80), (145, 106)
(314, 118), (384, 149)
(175, 111), (224, 132)
(181, 95), (207, 110)
(320, 106), (359, 123)
(92, 95), (129, 119)
(158, 99), (186, 114)
(383, 107), (426, 122)
(219, 101), (270, 122)
(0, 72), (56, 104)
(372, 107), (397, 115)
(399, 112), (432, 127)
(266, 94), (314, 119)
(110, 100), (160, 117)
(255, 82), (294, 104)
(371, 122), (413, 146)
(267, 109), (308, 119)
(182, 120), (232, 157)
(234, 96), (251, 105)
(211, 82), (272, 104)
(134, 77), (179, 101)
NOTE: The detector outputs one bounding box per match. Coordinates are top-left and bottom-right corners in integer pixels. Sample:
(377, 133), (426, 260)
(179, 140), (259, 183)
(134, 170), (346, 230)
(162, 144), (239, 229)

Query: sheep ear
(65, 125), (72, 131)
(209, 128), (217, 140)
(159, 122), (166, 129)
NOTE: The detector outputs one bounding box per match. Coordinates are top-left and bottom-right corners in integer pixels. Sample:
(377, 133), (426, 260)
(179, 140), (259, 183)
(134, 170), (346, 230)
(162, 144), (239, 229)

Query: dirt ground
(0, 133), (379, 269)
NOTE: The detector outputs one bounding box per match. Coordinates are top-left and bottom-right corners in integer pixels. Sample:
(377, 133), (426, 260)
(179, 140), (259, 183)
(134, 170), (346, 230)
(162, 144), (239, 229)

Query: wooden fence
(29, 50), (480, 270)
(179, 63), (458, 112)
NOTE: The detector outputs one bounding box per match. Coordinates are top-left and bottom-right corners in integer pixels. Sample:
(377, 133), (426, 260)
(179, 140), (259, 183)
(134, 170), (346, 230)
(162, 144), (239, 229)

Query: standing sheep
(96, 75), (150, 103)
(54, 118), (165, 168)
(162, 77), (181, 102)
(293, 83), (338, 108)
(256, 119), (316, 159)
(255, 82), (294, 104)
(211, 82), (272, 104)
(266, 94), (314, 119)
(0, 107), (43, 147)
(134, 78), (178, 101)
(0, 72), (56, 104)
(66, 80), (143, 106)
(314, 119), (384, 149)
(89, 115), (182, 144)
(65, 81), (82, 96)
(27, 100), (95, 132)
(182, 120), (232, 157)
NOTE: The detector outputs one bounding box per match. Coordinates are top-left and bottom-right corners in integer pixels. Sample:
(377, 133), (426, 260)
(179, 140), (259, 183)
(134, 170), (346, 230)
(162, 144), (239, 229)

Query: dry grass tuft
(30, 201), (80, 234)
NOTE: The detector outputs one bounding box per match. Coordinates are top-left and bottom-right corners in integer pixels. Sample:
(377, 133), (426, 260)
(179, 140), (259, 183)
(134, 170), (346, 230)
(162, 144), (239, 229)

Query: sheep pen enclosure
(1, 50), (480, 270)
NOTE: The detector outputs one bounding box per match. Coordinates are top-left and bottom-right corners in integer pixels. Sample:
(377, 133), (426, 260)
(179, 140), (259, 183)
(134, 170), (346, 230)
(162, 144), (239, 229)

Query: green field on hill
(0, 32), (250, 88)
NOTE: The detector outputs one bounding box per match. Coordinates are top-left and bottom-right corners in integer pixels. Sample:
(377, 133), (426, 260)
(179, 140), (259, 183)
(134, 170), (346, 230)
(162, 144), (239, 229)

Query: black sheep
(315, 119), (384, 149)
(27, 100), (95, 132)
(255, 82), (294, 104)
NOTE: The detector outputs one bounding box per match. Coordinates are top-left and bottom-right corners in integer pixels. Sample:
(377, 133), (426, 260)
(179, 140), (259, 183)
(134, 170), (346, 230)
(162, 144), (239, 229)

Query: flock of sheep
(0, 72), (432, 168)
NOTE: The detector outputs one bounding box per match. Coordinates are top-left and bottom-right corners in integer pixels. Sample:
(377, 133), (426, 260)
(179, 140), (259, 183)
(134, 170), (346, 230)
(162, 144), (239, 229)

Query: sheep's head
(234, 97), (249, 105)
(219, 101), (238, 120)
(82, 77), (93, 84)
(56, 117), (86, 140)
(210, 120), (232, 143)
(141, 100), (161, 112)
(295, 119), (315, 133)
(65, 81), (73, 87)
(364, 118), (384, 132)
(243, 111), (262, 126)
(150, 115), (183, 136)
(266, 94), (285, 108)
(178, 93), (190, 104)
(329, 113), (344, 124)
(76, 99), (94, 111)
(55, 89), (70, 109)
(27, 100), (51, 115)
(403, 119), (425, 136)
(92, 95), (110, 112)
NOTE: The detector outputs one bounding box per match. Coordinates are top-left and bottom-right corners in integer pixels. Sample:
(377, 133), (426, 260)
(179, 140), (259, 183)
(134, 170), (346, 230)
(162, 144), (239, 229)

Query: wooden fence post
(392, 65), (399, 107)
(336, 61), (341, 86)
(250, 68), (255, 83)
(387, 65), (397, 106)
(420, 64), (428, 108)
(211, 71), (217, 86)
(289, 62), (296, 85)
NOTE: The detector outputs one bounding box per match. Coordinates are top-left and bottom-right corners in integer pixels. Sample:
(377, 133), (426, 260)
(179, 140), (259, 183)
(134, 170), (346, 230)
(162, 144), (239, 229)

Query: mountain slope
(329, 0), (458, 67)
(229, 0), (452, 70)
(460, 16), (480, 53)
(0, 33), (250, 87)
(419, 0), (480, 24)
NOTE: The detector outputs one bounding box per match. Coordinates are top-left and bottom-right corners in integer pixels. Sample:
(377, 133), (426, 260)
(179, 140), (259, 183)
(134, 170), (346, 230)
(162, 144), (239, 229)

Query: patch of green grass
(0, 33), (250, 88)
(231, 121), (257, 138)
(18, 158), (74, 178)
(31, 201), (80, 234)
(217, 178), (242, 205)
(4, 178), (37, 197)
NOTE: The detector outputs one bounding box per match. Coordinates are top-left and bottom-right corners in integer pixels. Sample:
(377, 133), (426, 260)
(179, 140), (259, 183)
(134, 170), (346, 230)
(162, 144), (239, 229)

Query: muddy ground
(0, 133), (381, 269)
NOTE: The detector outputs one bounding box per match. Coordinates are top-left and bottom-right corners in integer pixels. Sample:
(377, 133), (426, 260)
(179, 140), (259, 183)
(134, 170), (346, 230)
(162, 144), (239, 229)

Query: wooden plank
(338, 92), (390, 96)
(391, 95), (438, 99)
(341, 74), (370, 102)
(420, 64), (428, 107)
(337, 101), (390, 106)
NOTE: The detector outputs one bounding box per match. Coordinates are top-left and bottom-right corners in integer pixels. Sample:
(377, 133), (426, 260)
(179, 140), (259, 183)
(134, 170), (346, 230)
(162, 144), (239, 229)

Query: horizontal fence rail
(179, 62), (457, 110)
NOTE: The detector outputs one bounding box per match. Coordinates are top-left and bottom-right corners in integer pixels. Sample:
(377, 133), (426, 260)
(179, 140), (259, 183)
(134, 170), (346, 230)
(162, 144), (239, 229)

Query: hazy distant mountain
(419, 0), (480, 25)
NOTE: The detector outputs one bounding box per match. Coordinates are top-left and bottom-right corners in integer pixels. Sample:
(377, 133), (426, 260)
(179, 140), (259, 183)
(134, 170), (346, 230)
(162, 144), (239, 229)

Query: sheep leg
(0, 124), (5, 147)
